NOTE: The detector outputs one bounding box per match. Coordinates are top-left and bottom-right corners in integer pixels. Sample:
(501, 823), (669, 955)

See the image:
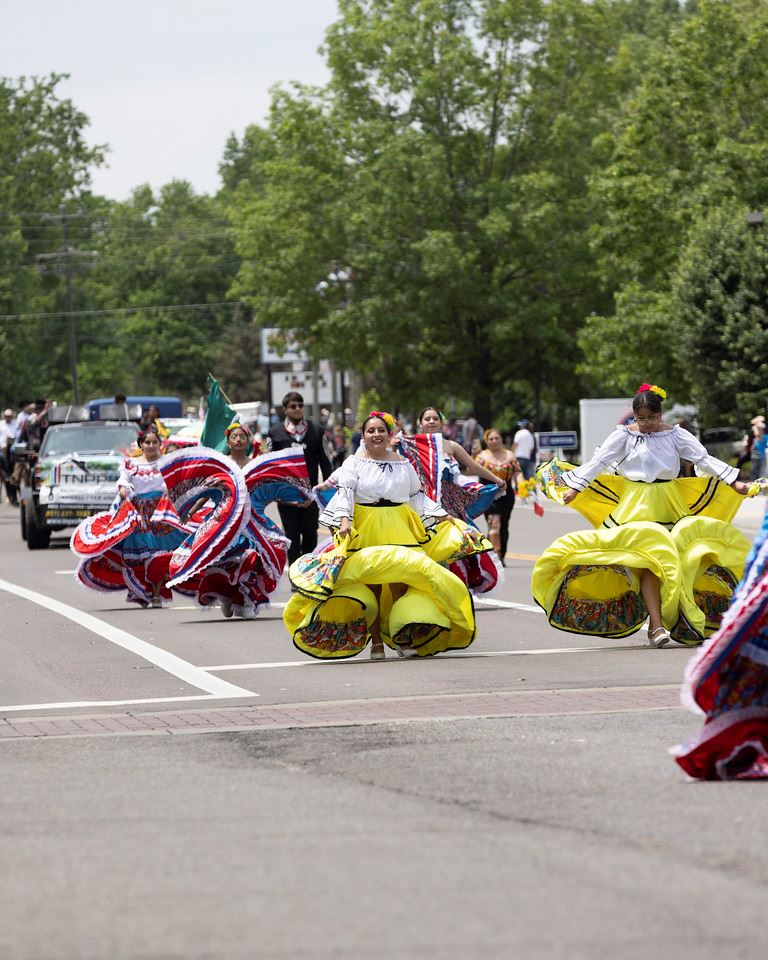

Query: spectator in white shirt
(513, 419), (536, 480)
(0, 408), (18, 505)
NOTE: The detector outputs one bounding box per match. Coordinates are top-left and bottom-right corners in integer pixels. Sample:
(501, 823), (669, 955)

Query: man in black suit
(268, 391), (333, 565)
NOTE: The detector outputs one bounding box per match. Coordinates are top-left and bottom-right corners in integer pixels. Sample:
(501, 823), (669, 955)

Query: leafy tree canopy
(675, 204), (768, 426)
(0, 74), (104, 406)
(580, 0), (768, 416)
(84, 181), (242, 398)
(227, 0), (658, 425)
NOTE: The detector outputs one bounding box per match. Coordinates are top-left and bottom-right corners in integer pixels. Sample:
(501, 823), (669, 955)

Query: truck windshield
(41, 424), (138, 458)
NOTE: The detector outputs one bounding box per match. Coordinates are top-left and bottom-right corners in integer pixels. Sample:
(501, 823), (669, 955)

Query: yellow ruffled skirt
(670, 516), (750, 644)
(532, 521), (681, 638)
(285, 503), (490, 658)
(532, 466), (751, 644)
(344, 503), (431, 551)
(567, 473), (744, 529)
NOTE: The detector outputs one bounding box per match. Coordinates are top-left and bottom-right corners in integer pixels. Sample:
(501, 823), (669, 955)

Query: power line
(34, 207), (94, 401)
(0, 300), (246, 322)
(5, 221), (235, 236)
(0, 210), (234, 227)
(1, 254), (244, 272)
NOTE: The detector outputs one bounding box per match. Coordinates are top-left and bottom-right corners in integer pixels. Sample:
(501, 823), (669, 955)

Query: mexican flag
(200, 376), (235, 453)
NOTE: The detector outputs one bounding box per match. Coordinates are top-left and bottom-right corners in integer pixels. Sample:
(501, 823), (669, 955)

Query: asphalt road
(0, 496), (766, 960)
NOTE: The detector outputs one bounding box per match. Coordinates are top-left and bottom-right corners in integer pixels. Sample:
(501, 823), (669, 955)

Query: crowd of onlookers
(303, 407), (539, 479)
(0, 400), (50, 505)
(0, 395), (545, 507)
(4, 393), (763, 510)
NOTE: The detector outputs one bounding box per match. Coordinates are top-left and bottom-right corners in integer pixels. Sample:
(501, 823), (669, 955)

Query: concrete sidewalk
(0, 684), (681, 740)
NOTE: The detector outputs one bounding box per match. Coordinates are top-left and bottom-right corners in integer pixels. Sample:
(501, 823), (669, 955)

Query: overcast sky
(2, 0), (339, 199)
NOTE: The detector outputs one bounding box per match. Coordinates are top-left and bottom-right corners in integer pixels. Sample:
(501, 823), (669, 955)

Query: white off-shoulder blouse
(319, 455), (446, 527)
(117, 458), (166, 499)
(563, 425), (739, 491)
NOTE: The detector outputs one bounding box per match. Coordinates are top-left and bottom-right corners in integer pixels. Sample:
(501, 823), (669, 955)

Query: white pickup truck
(18, 420), (140, 549)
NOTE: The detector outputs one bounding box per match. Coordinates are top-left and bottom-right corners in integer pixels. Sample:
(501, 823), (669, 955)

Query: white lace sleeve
(675, 427), (739, 484)
(318, 458), (358, 526)
(562, 428), (629, 491)
(117, 460), (134, 499)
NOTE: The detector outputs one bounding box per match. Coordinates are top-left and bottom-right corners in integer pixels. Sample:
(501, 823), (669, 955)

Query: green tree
(674, 205), (768, 426)
(0, 75), (104, 405)
(87, 181), (242, 399)
(581, 0), (768, 399)
(228, 0), (647, 425)
(209, 305), (268, 402)
(224, 89), (349, 378)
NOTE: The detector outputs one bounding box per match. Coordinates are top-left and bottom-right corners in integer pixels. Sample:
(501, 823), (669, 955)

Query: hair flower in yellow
(368, 410), (396, 434)
(637, 382), (667, 400)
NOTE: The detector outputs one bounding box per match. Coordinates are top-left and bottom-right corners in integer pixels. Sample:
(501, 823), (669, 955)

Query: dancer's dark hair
(417, 406), (445, 425)
(632, 389), (663, 414)
(138, 427), (161, 446)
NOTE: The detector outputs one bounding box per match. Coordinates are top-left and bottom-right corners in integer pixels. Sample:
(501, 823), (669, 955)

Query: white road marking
(0, 577), (257, 699)
(201, 644), (644, 672)
(475, 597), (544, 614)
(0, 694), (227, 713)
(54, 570), (77, 575)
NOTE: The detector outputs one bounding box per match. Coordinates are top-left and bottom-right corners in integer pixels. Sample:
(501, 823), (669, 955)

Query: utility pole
(35, 206), (97, 403)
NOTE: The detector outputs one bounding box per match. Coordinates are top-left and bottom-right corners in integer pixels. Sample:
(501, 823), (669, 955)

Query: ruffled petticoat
(161, 447), (309, 618)
(285, 503), (491, 659)
(532, 460), (751, 644)
(71, 492), (188, 605)
(185, 525), (289, 619)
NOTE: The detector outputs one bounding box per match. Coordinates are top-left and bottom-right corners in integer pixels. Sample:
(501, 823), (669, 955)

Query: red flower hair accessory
(636, 383), (667, 400)
(368, 411), (396, 433)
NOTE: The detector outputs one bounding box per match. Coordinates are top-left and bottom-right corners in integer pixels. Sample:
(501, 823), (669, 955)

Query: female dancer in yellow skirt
(284, 412), (492, 660)
(532, 384), (754, 647)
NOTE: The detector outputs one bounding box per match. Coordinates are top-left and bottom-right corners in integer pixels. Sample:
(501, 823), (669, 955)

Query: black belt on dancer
(364, 499), (403, 507)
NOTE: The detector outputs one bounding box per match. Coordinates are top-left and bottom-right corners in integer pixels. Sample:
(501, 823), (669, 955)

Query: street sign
(271, 369), (334, 406)
(535, 431), (578, 450)
(260, 328), (309, 365)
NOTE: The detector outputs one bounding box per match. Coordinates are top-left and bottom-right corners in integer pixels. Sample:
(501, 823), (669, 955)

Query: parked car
(17, 418), (140, 549)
